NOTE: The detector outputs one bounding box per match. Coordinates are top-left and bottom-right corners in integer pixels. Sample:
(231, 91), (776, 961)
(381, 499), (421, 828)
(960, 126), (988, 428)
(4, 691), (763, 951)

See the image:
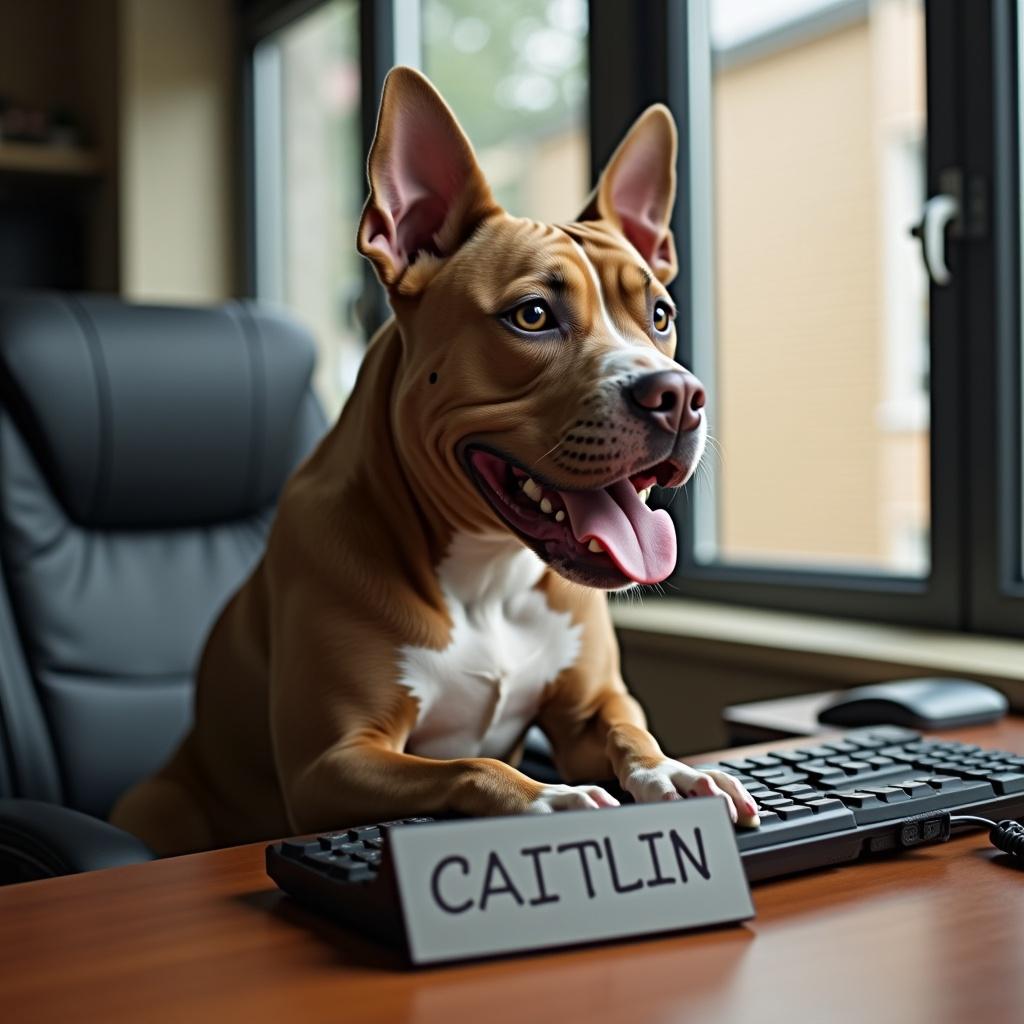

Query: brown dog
(111, 68), (759, 855)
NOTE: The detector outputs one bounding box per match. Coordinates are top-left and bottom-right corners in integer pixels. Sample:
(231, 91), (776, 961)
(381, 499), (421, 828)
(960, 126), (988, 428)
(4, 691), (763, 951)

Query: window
(695, 0), (929, 576)
(247, 0), (1024, 636)
(252, 1), (365, 417)
(249, 0), (588, 416)
(421, 0), (588, 224)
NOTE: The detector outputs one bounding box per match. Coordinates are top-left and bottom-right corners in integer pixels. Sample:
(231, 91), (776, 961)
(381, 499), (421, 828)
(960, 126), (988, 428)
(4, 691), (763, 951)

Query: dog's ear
(578, 104), (678, 284)
(358, 67), (499, 291)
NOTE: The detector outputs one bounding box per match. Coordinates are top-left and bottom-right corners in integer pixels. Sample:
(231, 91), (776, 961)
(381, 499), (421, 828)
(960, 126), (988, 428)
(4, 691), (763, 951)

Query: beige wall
(119, 0), (236, 302)
(714, 21), (884, 565)
(712, 4), (928, 572)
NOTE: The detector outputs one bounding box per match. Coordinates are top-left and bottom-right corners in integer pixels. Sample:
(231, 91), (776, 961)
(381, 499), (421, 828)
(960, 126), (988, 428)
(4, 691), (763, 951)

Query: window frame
(241, 0), (400, 337)
(964, 0), (1024, 633)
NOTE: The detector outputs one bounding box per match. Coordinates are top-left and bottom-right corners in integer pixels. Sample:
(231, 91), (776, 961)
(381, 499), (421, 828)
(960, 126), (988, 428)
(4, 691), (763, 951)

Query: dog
(110, 67), (759, 855)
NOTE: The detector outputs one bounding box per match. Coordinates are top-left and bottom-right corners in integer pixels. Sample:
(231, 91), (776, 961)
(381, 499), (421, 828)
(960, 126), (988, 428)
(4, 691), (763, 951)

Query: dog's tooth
(588, 539), (605, 553)
(641, 487), (652, 502)
(540, 498), (553, 514)
(555, 510), (565, 522)
(523, 478), (542, 502)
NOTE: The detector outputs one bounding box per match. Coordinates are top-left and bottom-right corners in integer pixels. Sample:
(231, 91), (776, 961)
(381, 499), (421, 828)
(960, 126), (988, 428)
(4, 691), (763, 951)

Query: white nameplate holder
(387, 797), (754, 965)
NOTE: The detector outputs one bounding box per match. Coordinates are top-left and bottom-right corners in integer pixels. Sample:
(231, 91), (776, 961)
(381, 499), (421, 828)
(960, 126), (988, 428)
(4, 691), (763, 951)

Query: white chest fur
(399, 533), (582, 760)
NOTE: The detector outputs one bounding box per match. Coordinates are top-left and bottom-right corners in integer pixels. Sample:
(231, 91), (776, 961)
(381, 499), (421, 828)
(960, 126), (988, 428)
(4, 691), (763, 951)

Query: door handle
(911, 192), (960, 287)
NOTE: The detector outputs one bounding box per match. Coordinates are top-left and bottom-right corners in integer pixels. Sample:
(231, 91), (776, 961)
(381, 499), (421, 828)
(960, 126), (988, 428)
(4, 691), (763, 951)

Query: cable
(950, 814), (1024, 860)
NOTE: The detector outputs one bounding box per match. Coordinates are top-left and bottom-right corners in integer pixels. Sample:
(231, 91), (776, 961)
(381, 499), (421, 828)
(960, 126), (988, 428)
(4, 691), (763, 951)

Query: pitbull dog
(111, 68), (759, 855)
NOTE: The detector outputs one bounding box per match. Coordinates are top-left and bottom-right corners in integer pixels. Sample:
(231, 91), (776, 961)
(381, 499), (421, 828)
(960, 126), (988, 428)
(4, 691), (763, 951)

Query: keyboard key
(318, 834), (361, 853)
(843, 734), (889, 750)
(987, 773), (1024, 794)
(897, 781), (932, 798)
(834, 791), (882, 811)
(867, 756), (896, 768)
(750, 767), (789, 779)
(836, 761), (873, 774)
(774, 750), (810, 764)
(823, 740), (861, 754)
(720, 758), (757, 771)
(281, 840), (317, 859)
(924, 776), (962, 792)
(746, 755), (785, 768)
(804, 798), (845, 813)
(879, 747), (918, 761)
(862, 786), (910, 803)
(776, 783), (815, 796)
(330, 862), (374, 882)
(751, 771), (809, 787)
(348, 825), (382, 841)
(776, 805), (814, 821)
(304, 850), (339, 868)
(795, 746), (836, 759)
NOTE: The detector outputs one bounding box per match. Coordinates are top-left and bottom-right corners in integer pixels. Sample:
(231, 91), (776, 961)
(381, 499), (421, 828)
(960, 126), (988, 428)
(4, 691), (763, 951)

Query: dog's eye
(510, 300), (552, 333)
(652, 300), (675, 335)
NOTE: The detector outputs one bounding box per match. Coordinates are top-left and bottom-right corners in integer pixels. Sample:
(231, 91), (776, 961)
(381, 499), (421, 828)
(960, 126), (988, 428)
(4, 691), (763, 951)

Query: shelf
(0, 141), (102, 178)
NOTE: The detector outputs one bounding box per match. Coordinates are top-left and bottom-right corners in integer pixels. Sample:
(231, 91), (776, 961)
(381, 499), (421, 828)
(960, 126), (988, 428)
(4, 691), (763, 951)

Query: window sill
(610, 598), (1024, 693)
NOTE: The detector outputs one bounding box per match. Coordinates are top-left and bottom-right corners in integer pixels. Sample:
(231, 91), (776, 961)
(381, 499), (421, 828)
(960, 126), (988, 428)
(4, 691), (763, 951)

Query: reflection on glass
(700, 0), (929, 575)
(254, 1), (365, 417)
(421, 0), (589, 223)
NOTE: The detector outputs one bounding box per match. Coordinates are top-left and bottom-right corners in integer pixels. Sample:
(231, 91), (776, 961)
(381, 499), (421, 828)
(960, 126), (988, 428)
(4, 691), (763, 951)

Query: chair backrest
(0, 292), (327, 817)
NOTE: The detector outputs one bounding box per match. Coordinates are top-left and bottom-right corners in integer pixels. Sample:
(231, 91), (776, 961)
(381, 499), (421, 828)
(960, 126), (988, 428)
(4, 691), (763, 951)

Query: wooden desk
(3, 722), (1024, 1024)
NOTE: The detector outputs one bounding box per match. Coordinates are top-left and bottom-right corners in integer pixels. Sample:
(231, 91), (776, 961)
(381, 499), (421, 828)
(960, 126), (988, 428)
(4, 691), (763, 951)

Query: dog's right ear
(358, 67), (499, 292)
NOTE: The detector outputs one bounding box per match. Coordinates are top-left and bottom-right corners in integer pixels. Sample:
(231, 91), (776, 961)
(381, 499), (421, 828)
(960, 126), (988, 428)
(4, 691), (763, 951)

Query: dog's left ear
(358, 67), (499, 292)
(578, 104), (678, 283)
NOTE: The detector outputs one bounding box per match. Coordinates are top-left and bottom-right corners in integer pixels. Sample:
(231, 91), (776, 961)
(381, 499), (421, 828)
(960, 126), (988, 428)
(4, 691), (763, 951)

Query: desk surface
(4, 722), (1024, 1024)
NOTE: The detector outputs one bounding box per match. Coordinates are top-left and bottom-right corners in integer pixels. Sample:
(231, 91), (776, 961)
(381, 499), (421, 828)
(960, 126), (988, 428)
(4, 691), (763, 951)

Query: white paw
(622, 760), (759, 825)
(526, 784), (621, 813)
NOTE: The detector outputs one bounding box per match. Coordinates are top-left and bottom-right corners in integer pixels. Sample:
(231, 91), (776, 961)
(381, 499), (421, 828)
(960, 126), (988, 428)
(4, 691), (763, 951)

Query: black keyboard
(266, 726), (1024, 940)
(691, 725), (1024, 878)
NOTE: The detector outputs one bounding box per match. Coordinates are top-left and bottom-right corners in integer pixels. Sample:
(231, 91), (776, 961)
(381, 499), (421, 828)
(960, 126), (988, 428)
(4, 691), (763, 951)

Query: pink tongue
(559, 479), (677, 585)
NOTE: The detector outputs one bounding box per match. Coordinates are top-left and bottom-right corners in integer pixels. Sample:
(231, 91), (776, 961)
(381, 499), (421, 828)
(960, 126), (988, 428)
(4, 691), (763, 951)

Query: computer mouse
(817, 677), (1008, 730)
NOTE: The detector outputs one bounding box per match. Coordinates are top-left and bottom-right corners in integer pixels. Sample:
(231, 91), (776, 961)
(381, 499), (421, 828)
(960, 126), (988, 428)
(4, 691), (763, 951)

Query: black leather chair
(0, 292), (327, 883)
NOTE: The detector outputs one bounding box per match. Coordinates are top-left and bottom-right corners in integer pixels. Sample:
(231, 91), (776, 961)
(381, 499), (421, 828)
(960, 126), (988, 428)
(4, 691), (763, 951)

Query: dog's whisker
(531, 438), (564, 469)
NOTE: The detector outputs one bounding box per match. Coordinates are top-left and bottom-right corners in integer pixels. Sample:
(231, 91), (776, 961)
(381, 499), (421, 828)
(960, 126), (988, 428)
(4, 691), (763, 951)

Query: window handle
(911, 173), (962, 287)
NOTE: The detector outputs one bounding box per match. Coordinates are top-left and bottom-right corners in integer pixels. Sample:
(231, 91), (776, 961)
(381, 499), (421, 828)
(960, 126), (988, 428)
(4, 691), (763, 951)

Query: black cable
(950, 814), (1024, 860)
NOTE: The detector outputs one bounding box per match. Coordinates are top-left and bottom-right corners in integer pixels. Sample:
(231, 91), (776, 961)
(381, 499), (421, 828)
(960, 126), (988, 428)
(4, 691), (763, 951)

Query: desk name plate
(388, 797), (755, 964)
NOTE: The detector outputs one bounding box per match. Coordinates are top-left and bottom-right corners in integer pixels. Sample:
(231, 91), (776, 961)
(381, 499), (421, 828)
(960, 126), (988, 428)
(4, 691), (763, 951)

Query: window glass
(421, 0), (589, 224)
(253, 1), (364, 417)
(695, 0), (929, 575)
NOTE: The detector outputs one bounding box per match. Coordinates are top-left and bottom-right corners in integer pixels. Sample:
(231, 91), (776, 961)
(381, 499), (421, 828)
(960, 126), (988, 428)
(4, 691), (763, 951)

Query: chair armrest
(0, 799), (154, 884)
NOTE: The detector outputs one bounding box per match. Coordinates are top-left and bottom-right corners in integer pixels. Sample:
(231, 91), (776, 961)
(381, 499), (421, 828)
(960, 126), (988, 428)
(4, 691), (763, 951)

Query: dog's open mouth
(463, 446), (681, 588)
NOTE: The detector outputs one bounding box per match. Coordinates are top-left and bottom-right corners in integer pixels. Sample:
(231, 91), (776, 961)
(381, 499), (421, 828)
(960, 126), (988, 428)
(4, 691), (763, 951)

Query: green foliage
(422, 0), (587, 151)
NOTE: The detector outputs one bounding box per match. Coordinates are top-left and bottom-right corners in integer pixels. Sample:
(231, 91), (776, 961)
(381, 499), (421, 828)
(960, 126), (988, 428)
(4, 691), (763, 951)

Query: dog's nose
(627, 370), (705, 434)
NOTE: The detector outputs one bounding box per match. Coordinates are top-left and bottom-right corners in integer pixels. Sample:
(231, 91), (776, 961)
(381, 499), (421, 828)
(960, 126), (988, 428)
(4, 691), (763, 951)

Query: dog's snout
(627, 370), (705, 434)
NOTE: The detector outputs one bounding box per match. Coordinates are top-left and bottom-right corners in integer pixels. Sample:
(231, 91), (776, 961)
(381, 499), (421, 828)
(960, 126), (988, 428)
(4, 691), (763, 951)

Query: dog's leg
(541, 685), (759, 827)
(277, 743), (620, 834)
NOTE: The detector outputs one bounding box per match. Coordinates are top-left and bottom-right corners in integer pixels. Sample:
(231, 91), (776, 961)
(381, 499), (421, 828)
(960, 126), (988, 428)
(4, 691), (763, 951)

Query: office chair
(0, 292), (327, 883)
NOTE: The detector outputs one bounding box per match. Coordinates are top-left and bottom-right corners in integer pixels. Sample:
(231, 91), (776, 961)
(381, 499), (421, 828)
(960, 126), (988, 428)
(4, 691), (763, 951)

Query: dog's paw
(623, 760), (760, 827)
(526, 784), (621, 813)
